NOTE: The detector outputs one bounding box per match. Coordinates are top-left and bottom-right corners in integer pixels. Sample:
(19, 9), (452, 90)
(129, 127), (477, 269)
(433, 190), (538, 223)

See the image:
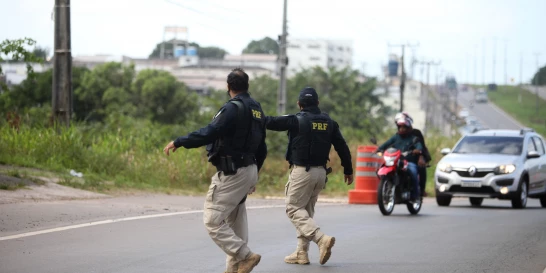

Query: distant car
(435, 128), (546, 209)
(458, 109), (470, 118)
(488, 83), (497, 91)
(475, 91), (488, 103)
(465, 116), (479, 126)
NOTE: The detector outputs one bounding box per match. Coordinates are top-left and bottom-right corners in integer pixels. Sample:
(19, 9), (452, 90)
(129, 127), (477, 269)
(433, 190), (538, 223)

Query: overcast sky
(2, 0), (545, 84)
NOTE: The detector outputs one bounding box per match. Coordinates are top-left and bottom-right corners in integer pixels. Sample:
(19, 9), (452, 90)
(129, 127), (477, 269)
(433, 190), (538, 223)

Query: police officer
(265, 87), (354, 266)
(394, 112), (432, 196)
(163, 68), (267, 273)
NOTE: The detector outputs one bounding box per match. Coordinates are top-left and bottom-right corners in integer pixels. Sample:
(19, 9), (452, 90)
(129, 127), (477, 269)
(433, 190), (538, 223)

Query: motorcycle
(370, 137), (422, 216)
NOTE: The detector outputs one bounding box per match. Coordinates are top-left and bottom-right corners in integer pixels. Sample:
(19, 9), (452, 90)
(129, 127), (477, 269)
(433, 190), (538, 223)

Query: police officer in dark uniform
(265, 87), (354, 266)
(163, 68), (266, 273)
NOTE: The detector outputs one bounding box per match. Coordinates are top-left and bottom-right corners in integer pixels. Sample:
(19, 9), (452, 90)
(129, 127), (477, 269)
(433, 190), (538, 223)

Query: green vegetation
(0, 122), (456, 196)
(242, 37), (279, 55)
(487, 85), (546, 136)
(0, 52), (456, 196)
(532, 65), (546, 85)
(0, 38), (44, 91)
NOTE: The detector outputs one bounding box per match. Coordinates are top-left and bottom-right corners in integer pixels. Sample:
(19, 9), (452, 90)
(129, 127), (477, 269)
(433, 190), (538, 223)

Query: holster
(325, 166), (333, 183)
(212, 155), (256, 175)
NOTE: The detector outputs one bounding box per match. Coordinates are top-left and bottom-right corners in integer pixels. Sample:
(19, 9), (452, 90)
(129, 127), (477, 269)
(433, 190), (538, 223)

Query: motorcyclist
(376, 116), (423, 202)
(394, 112), (431, 197)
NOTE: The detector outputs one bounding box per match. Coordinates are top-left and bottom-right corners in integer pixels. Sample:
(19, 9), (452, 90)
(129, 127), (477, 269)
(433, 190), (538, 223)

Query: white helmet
(394, 112), (414, 124)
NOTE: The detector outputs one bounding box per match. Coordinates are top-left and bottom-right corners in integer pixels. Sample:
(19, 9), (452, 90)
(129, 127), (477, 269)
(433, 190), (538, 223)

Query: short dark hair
(298, 100), (318, 108)
(227, 68), (249, 92)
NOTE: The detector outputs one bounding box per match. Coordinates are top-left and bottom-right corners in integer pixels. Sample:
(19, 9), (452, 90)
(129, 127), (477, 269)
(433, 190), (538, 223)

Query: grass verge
(0, 124), (457, 197)
(487, 85), (546, 136)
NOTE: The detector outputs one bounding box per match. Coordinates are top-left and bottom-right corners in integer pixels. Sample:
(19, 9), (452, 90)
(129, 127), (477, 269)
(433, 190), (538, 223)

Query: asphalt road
(1, 198), (545, 273)
(457, 89), (524, 130)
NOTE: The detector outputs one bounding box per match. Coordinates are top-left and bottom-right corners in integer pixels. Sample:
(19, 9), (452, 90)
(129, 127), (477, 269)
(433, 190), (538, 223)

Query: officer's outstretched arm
(173, 103), (237, 149)
(265, 115), (298, 131)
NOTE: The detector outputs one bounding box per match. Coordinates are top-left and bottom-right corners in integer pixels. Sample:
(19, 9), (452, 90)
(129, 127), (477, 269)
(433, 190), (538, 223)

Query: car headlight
(438, 163), (453, 173)
(384, 156), (396, 166)
(494, 164), (516, 174)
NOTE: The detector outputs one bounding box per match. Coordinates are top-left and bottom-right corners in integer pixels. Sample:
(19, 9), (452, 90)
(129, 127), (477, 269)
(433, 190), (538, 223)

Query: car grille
(455, 171), (490, 178)
(448, 185), (496, 194)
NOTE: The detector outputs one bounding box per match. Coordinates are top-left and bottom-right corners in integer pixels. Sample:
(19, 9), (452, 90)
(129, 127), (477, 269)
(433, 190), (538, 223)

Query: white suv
(435, 128), (546, 209)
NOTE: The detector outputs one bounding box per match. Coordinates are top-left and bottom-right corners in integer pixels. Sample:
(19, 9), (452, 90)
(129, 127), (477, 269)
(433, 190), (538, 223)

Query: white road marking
(0, 204), (288, 241)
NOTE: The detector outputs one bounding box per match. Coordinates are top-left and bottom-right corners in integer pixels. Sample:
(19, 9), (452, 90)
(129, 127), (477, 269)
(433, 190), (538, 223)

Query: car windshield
(452, 136), (523, 155)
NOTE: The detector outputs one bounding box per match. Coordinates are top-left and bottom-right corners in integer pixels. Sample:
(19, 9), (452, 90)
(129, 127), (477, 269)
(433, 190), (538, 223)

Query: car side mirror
(440, 148), (451, 155)
(527, 151), (541, 159)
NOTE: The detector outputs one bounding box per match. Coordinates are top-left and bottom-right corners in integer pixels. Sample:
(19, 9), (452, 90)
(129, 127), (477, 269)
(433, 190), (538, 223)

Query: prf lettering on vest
(312, 122), (328, 131)
(252, 109), (262, 119)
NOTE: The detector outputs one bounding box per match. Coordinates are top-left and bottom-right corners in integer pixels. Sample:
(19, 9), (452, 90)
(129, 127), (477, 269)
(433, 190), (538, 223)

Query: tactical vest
(288, 112), (333, 168)
(207, 95), (265, 161)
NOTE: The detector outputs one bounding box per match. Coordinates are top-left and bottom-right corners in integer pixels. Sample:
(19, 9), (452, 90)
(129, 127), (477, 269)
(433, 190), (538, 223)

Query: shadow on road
(445, 205), (544, 210)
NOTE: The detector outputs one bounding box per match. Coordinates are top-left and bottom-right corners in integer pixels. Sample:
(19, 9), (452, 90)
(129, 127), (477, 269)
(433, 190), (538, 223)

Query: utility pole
(388, 42), (419, 112)
(52, 0), (72, 128)
(492, 36), (497, 84)
(418, 60), (441, 135)
(534, 53), (540, 115)
(410, 47), (417, 80)
(277, 0), (288, 115)
(519, 52), (523, 103)
(482, 38), (486, 86)
(474, 44), (478, 85)
(504, 39), (508, 85)
(466, 53), (470, 84)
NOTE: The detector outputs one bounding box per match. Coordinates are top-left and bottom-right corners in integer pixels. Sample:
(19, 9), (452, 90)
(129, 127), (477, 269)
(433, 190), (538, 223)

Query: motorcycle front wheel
(407, 198), (422, 215)
(377, 176), (396, 215)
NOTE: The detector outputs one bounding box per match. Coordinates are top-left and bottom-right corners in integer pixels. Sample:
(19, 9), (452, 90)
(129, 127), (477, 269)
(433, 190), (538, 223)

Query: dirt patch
(0, 174), (36, 190)
(0, 165), (109, 204)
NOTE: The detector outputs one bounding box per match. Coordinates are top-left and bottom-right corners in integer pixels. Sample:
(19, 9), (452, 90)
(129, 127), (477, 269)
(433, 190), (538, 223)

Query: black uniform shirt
(173, 93), (268, 170)
(266, 106), (354, 175)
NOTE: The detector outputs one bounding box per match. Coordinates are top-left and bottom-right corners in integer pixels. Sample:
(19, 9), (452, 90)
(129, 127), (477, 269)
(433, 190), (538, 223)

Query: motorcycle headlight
(384, 156), (396, 166)
(494, 164), (516, 174)
(438, 163), (453, 173)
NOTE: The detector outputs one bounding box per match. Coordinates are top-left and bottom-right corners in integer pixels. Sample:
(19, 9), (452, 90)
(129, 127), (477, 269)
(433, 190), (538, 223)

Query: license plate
(461, 182), (481, 187)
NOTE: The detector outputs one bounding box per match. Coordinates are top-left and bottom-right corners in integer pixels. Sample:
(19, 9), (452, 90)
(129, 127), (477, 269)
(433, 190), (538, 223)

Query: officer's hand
(163, 141), (177, 156)
(344, 174), (354, 185)
(248, 186), (256, 195)
(412, 149), (422, 155)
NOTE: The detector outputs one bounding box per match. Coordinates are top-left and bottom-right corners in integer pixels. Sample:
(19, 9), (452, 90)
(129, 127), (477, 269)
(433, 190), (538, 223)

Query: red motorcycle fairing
(377, 165), (396, 176)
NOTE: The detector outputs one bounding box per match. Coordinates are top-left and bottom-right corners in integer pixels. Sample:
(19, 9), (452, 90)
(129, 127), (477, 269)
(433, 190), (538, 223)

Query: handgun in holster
(324, 166), (333, 185)
(218, 155), (237, 175)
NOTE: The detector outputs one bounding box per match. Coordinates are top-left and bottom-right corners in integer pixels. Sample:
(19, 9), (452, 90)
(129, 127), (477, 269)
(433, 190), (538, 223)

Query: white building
(0, 62), (52, 86)
(286, 39), (353, 77)
(120, 54), (278, 93)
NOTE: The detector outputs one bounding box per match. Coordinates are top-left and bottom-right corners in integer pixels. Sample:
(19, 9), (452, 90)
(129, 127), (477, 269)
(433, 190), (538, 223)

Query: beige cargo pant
(285, 165), (327, 243)
(203, 164), (258, 272)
